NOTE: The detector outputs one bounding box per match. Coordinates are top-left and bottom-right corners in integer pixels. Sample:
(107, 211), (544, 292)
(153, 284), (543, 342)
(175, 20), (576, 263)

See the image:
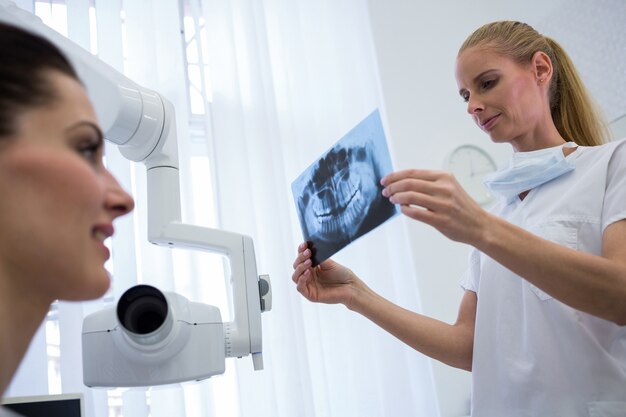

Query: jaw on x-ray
(292, 109), (399, 265)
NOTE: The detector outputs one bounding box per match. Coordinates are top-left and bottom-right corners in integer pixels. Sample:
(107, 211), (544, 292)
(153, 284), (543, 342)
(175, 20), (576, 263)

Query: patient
(0, 21), (134, 405)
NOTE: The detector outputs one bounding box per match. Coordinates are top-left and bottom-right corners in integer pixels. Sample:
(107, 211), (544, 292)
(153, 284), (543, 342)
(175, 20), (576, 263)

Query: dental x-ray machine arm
(0, 1), (270, 382)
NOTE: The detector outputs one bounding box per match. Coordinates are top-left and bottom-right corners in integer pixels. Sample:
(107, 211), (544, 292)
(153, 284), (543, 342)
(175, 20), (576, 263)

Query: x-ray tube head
(116, 285), (173, 346)
(82, 284), (227, 387)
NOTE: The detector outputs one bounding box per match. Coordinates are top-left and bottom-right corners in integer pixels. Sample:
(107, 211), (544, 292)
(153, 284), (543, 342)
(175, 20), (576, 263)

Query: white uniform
(461, 139), (626, 417)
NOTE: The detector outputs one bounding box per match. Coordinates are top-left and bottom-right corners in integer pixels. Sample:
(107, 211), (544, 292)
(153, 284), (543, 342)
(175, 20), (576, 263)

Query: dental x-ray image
(292, 109), (400, 265)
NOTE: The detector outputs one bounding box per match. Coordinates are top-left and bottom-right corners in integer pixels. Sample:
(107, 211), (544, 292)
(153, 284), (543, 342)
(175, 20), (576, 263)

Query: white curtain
(8, 1), (440, 416)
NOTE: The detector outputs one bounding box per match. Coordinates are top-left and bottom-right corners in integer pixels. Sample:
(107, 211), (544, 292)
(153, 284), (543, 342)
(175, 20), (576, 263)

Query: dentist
(292, 20), (626, 416)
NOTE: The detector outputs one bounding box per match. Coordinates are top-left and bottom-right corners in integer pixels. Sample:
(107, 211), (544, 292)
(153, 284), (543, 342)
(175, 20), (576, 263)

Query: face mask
(483, 142), (577, 203)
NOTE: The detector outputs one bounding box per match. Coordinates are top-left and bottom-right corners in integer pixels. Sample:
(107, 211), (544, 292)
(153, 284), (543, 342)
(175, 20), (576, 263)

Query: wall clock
(445, 144), (497, 206)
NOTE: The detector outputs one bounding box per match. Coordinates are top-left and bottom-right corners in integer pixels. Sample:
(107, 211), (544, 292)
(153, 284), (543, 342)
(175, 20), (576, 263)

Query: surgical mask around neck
(483, 142), (577, 203)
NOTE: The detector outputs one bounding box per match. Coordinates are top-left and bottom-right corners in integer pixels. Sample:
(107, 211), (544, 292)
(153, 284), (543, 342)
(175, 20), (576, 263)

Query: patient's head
(0, 22), (134, 302)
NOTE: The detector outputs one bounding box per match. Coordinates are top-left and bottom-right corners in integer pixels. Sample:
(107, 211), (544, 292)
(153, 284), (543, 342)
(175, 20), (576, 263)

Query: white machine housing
(0, 1), (271, 387)
(83, 285), (225, 387)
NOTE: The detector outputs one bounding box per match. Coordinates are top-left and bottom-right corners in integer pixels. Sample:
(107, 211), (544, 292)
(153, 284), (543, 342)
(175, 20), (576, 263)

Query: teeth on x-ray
(292, 109), (398, 265)
(300, 144), (378, 242)
(314, 177), (358, 218)
(319, 189), (365, 236)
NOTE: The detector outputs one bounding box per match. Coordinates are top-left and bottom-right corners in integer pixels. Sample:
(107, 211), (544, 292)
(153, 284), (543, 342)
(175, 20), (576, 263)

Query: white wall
(612, 115), (626, 139)
(364, 1), (625, 416)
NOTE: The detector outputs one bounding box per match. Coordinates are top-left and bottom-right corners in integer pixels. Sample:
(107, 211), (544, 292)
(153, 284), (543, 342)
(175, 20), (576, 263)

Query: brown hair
(0, 22), (79, 137)
(459, 21), (610, 146)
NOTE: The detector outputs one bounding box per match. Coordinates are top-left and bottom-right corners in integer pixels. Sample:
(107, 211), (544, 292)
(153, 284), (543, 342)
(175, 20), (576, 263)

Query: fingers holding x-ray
(291, 109), (399, 265)
(382, 169), (489, 243)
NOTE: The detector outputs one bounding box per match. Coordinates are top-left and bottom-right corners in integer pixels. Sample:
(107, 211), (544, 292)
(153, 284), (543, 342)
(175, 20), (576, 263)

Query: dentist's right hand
(292, 242), (363, 308)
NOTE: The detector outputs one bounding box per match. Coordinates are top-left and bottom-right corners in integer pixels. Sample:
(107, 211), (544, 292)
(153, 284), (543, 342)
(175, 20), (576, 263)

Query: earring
(539, 78), (546, 83)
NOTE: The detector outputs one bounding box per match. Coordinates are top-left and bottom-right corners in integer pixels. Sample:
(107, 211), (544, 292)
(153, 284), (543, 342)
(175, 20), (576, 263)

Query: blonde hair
(459, 21), (610, 146)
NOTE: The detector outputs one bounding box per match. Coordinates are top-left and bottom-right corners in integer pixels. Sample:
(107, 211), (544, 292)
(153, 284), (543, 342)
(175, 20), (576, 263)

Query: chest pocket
(527, 223), (578, 301)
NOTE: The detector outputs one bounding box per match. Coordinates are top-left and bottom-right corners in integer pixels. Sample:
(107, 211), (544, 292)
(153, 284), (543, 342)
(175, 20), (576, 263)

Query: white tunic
(461, 139), (626, 417)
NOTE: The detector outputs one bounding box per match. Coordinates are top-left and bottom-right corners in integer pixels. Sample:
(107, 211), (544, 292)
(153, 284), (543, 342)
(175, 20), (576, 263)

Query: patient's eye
(77, 139), (102, 164)
(69, 123), (104, 167)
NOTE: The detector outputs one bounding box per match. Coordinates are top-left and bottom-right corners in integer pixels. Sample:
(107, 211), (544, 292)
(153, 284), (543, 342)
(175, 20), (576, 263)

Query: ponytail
(545, 37), (610, 146)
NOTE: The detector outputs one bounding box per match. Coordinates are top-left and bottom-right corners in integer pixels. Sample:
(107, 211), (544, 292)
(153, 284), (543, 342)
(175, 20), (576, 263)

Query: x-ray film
(291, 109), (400, 265)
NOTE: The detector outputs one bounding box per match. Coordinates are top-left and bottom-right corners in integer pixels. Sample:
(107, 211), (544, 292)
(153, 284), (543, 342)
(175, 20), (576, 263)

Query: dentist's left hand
(292, 242), (363, 309)
(381, 169), (491, 245)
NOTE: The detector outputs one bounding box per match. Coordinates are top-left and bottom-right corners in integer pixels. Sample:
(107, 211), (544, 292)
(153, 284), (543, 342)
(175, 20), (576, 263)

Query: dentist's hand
(381, 169), (491, 245)
(292, 242), (360, 308)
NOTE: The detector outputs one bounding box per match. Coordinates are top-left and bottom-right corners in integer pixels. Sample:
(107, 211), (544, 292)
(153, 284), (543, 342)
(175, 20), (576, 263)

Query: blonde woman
(293, 21), (626, 416)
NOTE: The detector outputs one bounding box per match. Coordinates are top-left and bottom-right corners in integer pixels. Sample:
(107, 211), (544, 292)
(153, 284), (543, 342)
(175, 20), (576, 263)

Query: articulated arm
(0, 1), (269, 372)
